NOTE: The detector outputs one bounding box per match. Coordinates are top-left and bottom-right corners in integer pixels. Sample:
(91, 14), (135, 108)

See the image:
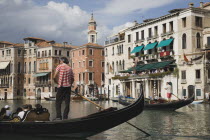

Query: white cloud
(98, 0), (175, 16)
(0, 0), (90, 45)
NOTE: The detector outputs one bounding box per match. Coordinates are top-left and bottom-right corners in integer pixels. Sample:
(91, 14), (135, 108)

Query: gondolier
(53, 57), (74, 120)
(165, 82), (172, 102)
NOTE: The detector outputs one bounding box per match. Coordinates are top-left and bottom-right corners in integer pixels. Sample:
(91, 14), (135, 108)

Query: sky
(0, 0), (209, 46)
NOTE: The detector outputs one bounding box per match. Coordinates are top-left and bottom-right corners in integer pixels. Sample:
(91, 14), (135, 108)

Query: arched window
(128, 47), (131, 59)
(196, 33), (201, 48)
(182, 33), (186, 49)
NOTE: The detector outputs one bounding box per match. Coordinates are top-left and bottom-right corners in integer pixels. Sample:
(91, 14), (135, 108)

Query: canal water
(0, 100), (210, 140)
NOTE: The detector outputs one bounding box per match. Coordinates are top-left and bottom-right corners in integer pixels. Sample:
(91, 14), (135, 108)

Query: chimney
(133, 20), (138, 26)
(63, 42), (67, 47)
(200, 2), (204, 8)
(189, 3), (194, 8)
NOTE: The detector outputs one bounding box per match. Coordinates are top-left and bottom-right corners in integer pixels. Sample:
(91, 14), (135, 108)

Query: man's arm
(53, 70), (59, 84)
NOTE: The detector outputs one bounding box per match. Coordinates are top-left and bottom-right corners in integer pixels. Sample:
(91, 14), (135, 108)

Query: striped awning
(33, 72), (50, 77)
(0, 62), (10, 69)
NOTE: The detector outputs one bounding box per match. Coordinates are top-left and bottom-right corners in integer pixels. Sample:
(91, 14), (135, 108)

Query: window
(83, 73), (85, 81)
(154, 26), (158, 36)
(196, 89), (201, 96)
(83, 61), (85, 67)
(28, 78), (30, 84)
(141, 30), (144, 40)
(18, 49), (21, 56)
(79, 62), (81, 68)
(29, 49), (31, 55)
(38, 52), (40, 57)
(182, 17), (186, 27)
(162, 23), (166, 34)
(34, 61), (36, 72)
(42, 51), (44, 57)
(49, 50), (51, 56)
(102, 73), (105, 82)
(128, 34), (131, 43)
(169, 21), (173, 32)
(29, 62), (31, 73)
(82, 50), (85, 55)
(128, 47), (131, 59)
(101, 61), (105, 67)
(89, 49), (93, 55)
(208, 69), (210, 79)
(109, 79), (111, 85)
(148, 28), (152, 38)
(45, 50), (47, 56)
(89, 60), (93, 67)
(182, 89), (186, 96)
(196, 69), (201, 79)
(182, 34), (187, 49)
(102, 50), (104, 56)
(122, 44), (124, 53)
(59, 50), (61, 56)
(112, 47), (114, 55)
(24, 62), (26, 73)
(196, 33), (201, 48)
(181, 70), (186, 79)
(206, 37), (210, 47)
(67, 51), (69, 57)
(105, 48), (108, 56)
(89, 73), (93, 81)
(18, 62), (21, 73)
(55, 50), (57, 55)
(195, 16), (202, 27)
(136, 32), (139, 41)
(91, 35), (95, 43)
(79, 74), (81, 81)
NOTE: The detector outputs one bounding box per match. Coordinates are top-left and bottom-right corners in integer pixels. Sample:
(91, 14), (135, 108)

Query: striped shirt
(56, 63), (74, 87)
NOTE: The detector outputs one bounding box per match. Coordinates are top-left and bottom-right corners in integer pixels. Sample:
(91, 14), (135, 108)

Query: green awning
(137, 61), (173, 71)
(131, 45), (144, 54)
(157, 38), (174, 48)
(143, 42), (158, 50)
(33, 72), (49, 77)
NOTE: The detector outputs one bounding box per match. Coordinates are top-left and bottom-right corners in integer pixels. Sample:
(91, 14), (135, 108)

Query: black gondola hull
(119, 96), (194, 111)
(0, 92), (144, 138)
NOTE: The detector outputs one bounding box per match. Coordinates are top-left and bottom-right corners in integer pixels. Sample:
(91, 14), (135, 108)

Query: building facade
(0, 38), (76, 99)
(71, 14), (105, 98)
(105, 2), (210, 100)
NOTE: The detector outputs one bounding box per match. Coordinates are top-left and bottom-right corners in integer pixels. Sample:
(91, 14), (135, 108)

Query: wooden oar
(72, 88), (151, 137)
(172, 93), (181, 100)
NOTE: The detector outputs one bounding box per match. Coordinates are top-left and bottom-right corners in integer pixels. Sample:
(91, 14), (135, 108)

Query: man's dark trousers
(56, 87), (71, 119)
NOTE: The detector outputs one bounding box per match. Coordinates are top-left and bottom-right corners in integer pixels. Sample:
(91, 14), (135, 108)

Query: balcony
(0, 84), (9, 88)
(161, 31), (174, 37)
(195, 78), (202, 83)
(35, 80), (51, 87)
(181, 79), (187, 84)
(105, 37), (125, 45)
(88, 80), (94, 85)
(134, 39), (145, 44)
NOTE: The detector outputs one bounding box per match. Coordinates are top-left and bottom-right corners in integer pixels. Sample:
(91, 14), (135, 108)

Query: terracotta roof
(7, 43), (24, 48)
(35, 41), (78, 49)
(82, 43), (103, 48)
(203, 2), (210, 7)
(0, 41), (13, 45)
(23, 37), (45, 41)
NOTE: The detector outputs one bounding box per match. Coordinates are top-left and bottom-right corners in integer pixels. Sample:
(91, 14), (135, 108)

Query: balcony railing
(195, 78), (201, 83)
(35, 80), (51, 87)
(88, 80), (94, 85)
(161, 31), (174, 37)
(181, 79), (187, 84)
(0, 84), (9, 88)
(134, 39), (145, 44)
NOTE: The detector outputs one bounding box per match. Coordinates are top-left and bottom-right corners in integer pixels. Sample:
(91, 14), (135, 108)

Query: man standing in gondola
(165, 82), (172, 102)
(53, 57), (74, 120)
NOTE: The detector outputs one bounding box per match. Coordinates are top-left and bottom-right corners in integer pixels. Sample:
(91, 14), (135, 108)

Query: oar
(172, 93), (180, 100)
(72, 88), (151, 137)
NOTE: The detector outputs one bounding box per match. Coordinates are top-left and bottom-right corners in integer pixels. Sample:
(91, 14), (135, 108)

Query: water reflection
(0, 100), (210, 140)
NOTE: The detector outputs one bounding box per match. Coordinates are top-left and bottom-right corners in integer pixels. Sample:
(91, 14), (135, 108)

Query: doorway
(188, 85), (195, 98)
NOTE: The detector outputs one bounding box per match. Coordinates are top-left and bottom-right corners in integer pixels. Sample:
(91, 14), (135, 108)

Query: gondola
(119, 95), (194, 111)
(0, 88), (144, 138)
(44, 97), (56, 101)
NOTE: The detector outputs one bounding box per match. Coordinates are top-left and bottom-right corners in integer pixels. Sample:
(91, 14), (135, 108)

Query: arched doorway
(188, 85), (195, 98)
(37, 88), (41, 100)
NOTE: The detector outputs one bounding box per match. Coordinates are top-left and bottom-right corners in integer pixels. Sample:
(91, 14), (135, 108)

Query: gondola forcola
(0, 87), (144, 138)
(119, 95), (194, 111)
